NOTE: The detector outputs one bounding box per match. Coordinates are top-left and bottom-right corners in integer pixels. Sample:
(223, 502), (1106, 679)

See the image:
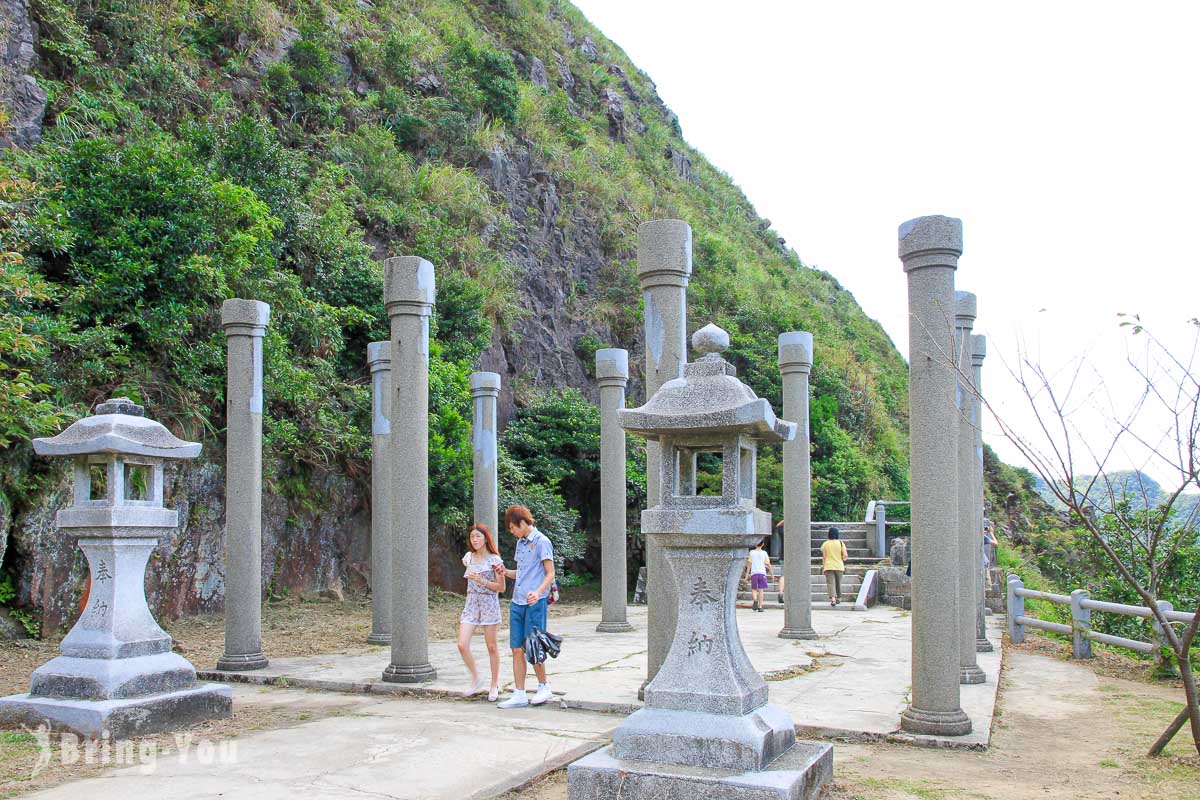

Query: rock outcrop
(0, 0), (46, 149)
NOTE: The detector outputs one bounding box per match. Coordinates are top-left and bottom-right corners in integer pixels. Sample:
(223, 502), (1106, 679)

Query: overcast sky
(573, 0), (1200, 490)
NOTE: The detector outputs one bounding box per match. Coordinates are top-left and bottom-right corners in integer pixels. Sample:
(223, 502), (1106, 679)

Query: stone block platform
(201, 605), (1003, 749)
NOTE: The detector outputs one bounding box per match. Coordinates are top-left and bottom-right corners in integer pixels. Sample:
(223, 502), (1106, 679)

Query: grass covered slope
(0, 0), (910, 627)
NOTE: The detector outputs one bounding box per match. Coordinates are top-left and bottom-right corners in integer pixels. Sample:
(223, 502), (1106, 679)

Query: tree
(978, 317), (1199, 757)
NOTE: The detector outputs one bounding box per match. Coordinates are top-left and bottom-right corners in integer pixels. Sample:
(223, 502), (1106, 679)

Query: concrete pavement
(19, 604), (1003, 799)
(200, 604), (1003, 748)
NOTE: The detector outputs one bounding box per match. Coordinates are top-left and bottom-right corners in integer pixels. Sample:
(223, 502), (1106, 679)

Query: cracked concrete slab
(20, 693), (618, 800)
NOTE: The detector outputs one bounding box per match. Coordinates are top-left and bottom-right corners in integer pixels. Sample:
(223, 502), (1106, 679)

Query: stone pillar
(367, 342), (392, 645)
(972, 334), (993, 652)
(596, 349), (634, 633)
(382, 256), (437, 683)
(638, 219), (691, 689)
(471, 372), (500, 539)
(778, 332), (818, 640)
(955, 292), (985, 685)
(216, 299), (270, 672)
(898, 216), (971, 736)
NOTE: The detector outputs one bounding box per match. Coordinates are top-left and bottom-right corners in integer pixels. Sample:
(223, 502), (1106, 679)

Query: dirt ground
(0, 592), (599, 798)
(503, 634), (1200, 800)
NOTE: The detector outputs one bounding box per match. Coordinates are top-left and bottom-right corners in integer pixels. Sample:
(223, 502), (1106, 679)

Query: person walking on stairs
(743, 539), (774, 612)
(821, 527), (849, 607)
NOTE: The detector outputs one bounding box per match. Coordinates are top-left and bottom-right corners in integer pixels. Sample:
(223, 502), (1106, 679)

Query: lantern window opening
(86, 458), (109, 503)
(121, 458), (162, 506)
(694, 450), (723, 497)
(738, 440), (757, 502)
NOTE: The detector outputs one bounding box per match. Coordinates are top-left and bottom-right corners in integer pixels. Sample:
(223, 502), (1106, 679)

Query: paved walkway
(198, 604), (1003, 747)
(24, 688), (619, 799)
(23, 605), (1003, 798)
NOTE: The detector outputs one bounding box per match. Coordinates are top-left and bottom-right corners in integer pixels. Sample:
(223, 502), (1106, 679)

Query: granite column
(972, 334), (993, 652)
(778, 332), (818, 640)
(471, 372), (500, 539)
(955, 292), (985, 684)
(596, 349), (633, 633)
(898, 216), (971, 736)
(216, 299), (270, 672)
(382, 256), (437, 683)
(367, 342), (392, 645)
(638, 219), (691, 690)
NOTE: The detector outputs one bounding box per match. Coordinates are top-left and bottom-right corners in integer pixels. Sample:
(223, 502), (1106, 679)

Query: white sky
(573, 0), (1200, 490)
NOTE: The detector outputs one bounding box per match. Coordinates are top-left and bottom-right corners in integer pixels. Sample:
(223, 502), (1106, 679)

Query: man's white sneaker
(497, 691), (529, 709)
(530, 684), (554, 706)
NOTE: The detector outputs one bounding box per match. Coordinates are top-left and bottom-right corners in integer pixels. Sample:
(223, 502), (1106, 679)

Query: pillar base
(382, 662), (437, 683)
(960, 664), (986, 685)
(215, 651), (268, 671)
(975, 638), (994, 653)
(596, 620), (634, 633)
(778, 626), (819, 640)
(899, 706), (972, 736)
(366, 632), (391, 646)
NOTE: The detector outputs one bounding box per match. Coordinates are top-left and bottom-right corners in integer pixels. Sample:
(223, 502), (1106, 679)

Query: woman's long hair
(470, 522), (500, 556)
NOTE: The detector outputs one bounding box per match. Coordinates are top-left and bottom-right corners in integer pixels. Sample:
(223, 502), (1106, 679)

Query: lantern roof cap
(32, 398), (201, 459)
(620, 325), (795, 443)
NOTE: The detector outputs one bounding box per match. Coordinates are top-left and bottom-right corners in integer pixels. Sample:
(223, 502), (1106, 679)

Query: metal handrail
(1007, 574), (1197, 665)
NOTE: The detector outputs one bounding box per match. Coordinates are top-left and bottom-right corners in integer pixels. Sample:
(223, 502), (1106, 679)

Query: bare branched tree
(975, 316), (1199, 757)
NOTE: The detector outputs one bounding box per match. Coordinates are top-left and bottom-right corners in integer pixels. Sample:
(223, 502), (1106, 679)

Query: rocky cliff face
(0, 0), (46, 148)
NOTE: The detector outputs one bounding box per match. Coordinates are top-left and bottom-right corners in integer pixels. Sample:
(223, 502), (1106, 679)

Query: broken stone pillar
(367, 342), (392, 645)
(898, 216), (972, 736)
(471, 372), (501, 539)
(955, 292), (985, 685)
(568, 324), (831, 800)
(382, 256), (437, 683)
(638, 219), (692, 690)
(217, 299), (270, 671)
(0, 399), (231, 737)
(778, 332), (818, 640)
(972, 334), (993, 653)
(596, 349), (633, 633)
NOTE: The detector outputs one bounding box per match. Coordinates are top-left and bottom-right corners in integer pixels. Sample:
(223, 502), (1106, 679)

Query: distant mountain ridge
(1033, 470), (1200, 520)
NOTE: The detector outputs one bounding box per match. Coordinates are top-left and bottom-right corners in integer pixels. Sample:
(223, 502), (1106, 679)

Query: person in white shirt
(742, 539), (774, 612)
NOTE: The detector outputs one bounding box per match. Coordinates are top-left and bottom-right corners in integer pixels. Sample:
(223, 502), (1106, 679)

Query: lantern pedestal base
(0, 683), (231, 739)
(613, 704), (796, 772)
(30, 651), (198, 699)
(568, 740), (832, 800)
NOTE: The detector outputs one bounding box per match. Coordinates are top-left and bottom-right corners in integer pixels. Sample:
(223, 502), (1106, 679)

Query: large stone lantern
(568, 325), (832, 800)
(0, 398), (231, 737)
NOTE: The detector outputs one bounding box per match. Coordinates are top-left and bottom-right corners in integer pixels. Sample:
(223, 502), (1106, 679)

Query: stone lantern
(0, 398), (231, 737)
(568, 325), (832, 800)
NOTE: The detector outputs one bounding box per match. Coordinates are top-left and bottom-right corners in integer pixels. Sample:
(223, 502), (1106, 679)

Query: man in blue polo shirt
(494, 504), (555, 708)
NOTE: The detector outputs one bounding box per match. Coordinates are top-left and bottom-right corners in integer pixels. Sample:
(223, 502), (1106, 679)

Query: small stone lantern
(568, 325), (833, 799)
(0, 398), (231, 738)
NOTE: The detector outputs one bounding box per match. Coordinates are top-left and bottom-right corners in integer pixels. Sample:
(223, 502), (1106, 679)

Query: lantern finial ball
(692, 323), (730, 356)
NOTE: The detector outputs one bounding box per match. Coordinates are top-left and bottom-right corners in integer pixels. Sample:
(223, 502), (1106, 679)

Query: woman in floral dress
(457, 523), (505, 700)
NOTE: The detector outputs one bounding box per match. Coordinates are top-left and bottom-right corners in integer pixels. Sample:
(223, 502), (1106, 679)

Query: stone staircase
(737, 522), (879, 607)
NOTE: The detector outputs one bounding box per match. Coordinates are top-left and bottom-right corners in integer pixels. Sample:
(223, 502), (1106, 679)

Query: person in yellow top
(820, 527), (849, 607)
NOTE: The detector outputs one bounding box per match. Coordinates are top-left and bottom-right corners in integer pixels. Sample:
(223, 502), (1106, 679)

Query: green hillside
(0, 0), (910, 631)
